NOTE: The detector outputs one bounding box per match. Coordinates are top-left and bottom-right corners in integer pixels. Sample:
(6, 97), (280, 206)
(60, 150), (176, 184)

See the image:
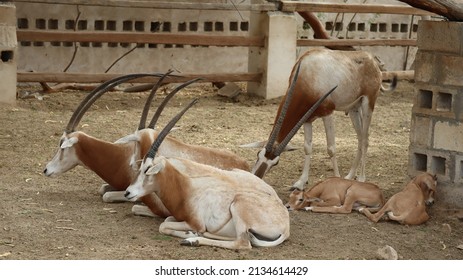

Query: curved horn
(65, 73), (167, 133)
(147, 78), (202, 129)
(273, 85), (338, 156)
(137, 70), (174, 130)
(265, 61), (302, 153)
(146, 98), (199, 159)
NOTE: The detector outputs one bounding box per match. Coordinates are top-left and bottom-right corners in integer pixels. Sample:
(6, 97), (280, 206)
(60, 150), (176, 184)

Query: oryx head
(244, 62), (338, 179)
(116, 71), (201, 171)
(414, 173), (438, 206)
(43, 73), (170, 177)
(124, 98), (199, 201)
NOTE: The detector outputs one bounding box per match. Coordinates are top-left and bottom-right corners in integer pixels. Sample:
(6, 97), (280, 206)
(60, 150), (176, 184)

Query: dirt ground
(1, 80), (462, 260)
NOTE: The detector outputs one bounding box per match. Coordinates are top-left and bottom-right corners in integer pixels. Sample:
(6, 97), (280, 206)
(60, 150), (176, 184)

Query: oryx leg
(360, 204), (390, 223)
(292, 122), (313, 190)
(159, 219), (201, 239)
(102, 191), (129, 203)
(99, 184), (121, 195)
(309, 189), (357, 214)
(131, 204), (155, 217)
(345, 97), (371, 182)
(323, 115), (340, 177)
(181, 201), (252, 250)
(306, 198), (341, 208)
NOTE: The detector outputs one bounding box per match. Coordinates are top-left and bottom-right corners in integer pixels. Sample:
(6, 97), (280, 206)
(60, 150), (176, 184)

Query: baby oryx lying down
(360, 172), (437, 225)
(124, 99), (290, 250)
(285, 177), (385, 214)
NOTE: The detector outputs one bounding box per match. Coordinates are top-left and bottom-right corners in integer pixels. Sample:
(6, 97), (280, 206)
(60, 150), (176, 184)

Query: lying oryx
(44, 73), (248, 218)
(124, 98), (290, 249)
(123, 72), (335, 249)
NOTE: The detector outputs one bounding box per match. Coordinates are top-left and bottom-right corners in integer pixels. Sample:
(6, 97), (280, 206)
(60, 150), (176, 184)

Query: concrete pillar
(0, 2), (17, 104)
(247, 11), (297, 99)
(409, 20), (463, 207)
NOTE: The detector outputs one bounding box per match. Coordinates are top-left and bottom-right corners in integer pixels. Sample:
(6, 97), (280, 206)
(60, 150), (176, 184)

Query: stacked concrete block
(409, 20), (463, 206)
(0, 2), (17, 104)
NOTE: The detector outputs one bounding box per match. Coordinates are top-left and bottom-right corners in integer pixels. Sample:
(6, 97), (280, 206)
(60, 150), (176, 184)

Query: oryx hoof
(102, 191), (129, 203)
(180, 239), (200, 247)
(132, 204), (155, 218)
(303, 206), (313, 212)
(99, 184), (119, 195)
(184, 231), (200, 238)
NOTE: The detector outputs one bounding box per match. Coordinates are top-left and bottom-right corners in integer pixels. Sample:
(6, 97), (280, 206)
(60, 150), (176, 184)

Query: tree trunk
(297, 11), (356, 51)
(398, 0), (463, 21)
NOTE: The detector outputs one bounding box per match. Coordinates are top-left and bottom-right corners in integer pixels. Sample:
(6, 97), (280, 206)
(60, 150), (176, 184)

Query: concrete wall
(11, 0), (432, 98)
(0, 3), (17, 104)
(15, 0), (251, 74)
(295, 0), (424, 71)
(409, 20), (463, 207)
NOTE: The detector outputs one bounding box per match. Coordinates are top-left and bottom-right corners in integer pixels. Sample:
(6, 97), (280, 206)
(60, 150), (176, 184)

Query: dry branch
(398, 0), (463, 21)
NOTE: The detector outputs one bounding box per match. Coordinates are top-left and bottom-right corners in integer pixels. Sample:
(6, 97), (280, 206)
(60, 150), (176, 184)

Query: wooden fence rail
(17, 72), (263, 84)
(280, 1), (435, 16)
(16, 1), (428, 85)
(16, 30), (265, 47)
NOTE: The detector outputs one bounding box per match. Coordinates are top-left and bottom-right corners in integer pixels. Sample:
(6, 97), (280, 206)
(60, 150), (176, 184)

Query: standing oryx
(243, 48), (397, 190)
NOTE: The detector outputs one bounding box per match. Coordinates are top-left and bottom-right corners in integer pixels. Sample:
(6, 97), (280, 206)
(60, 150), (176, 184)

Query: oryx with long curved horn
(124, 99), (290, 250)
(44, 72), (249, 218)
(243, 48), (397, 189)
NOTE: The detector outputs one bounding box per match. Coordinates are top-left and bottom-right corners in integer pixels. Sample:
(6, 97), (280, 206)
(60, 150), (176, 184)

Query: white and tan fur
(125, 156), (289, 250)
(124, 100), (290, 250)
(244, 48), (397, 189)
(44, 74), (249, 218)
(285, 177), (385, 214)
(44, 129), (249, 218)
(360, 173), (437, 225)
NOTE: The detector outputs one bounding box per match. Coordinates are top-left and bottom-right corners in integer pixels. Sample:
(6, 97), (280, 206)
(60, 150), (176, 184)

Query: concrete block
(410, 115), (432, 148)
(0, 4), (16, 25)
(429, 150), (451, 181)
(455, 154), (463, 184)
(412, 86), (462, 121)
(414, 51), (437, 84)
(408, 147), (450, 181)
(434, 121), (463, 152)
(408, 146), (429, 176)
(439, 54), (463, 87)
(417, 20), (463, 55)
(435, 182), (463, 208)
(0, 3), (17, 105)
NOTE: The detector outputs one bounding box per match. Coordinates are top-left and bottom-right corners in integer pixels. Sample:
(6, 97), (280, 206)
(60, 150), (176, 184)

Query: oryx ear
(240, 140), (266, 149)
(60, 137), (78, 149)
(115, 134), (140, 144)
(146, 158), (165, 175)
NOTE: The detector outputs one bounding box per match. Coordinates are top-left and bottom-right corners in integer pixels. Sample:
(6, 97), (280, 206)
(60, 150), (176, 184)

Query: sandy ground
(0, 80), (462, 260)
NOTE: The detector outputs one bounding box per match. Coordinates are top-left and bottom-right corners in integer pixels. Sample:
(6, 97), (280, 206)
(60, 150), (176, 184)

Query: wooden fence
(16, 1), (433, 84)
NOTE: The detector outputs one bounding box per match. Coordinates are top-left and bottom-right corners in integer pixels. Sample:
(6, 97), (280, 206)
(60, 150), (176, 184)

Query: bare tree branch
(398, 0), (463, 21)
